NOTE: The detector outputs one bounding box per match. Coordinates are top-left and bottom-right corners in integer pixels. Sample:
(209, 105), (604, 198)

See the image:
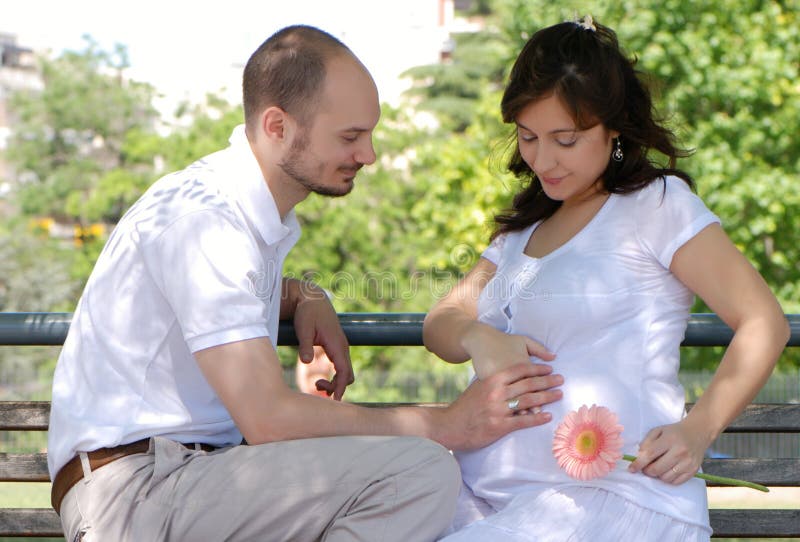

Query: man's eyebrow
(340, 127), (372, 133)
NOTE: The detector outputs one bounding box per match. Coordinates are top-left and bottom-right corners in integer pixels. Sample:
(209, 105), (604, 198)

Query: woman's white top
(456, 176), (720, 529)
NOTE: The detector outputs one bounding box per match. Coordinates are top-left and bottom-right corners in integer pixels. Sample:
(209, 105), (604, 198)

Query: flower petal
(552, 404), (625, 480)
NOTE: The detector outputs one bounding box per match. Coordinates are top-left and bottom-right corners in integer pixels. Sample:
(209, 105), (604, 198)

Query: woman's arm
(423, 257), (496, 363)
(424, 257), (556, 380)
(630, 223), (790, 483)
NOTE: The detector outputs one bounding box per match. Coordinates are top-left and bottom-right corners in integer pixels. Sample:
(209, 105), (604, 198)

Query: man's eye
(342, 135), (358, 142)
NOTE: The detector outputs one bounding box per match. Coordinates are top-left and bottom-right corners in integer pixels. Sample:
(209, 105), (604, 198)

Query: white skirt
(439, 484), (711, 542)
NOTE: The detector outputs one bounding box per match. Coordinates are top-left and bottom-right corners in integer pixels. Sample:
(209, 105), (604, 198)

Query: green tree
(0, 218), (78, 393)
(1, 39), (161, 386)
(395, 0), (799, 369)
(402, 30), (510, 132)
(3, 0), (797, 400)
(159, 95), (243, 171)
(6, 36), (159, 225)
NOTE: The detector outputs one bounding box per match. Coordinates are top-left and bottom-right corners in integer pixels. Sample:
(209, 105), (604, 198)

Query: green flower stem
(621, 454), (769, 493)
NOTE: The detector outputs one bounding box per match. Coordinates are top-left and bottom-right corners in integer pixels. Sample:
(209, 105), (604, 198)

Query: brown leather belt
(51, 438), (215, 515)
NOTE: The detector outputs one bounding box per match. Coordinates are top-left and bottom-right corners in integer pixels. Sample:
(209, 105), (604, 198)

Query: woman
(423, 16), (789, 542)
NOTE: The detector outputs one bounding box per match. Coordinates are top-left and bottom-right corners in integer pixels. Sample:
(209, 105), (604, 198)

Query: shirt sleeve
(480, 233), (508, 265)
(145, 208), (271, 353)
(635, 176), (721, 269)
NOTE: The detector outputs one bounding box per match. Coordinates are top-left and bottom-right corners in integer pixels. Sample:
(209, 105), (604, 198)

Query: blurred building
(334, 0), (466, 104)
(250, 0), (482, 107)
(0, 33), (42, 213)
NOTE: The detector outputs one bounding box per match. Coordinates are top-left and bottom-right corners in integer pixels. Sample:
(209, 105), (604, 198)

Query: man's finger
(315, 379), (334, 396)
(510, 388), (563, 413)
(331, 374), (349, 401)
(508, 372), (563, 396)
(506, 409), (553, 430)
(295, 327), (316, 363)
(317, 345), (352, 401)
(492, 361), (554, 385)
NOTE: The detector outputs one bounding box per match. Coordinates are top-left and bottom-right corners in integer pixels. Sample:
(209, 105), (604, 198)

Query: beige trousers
(58, 435), (460, 542)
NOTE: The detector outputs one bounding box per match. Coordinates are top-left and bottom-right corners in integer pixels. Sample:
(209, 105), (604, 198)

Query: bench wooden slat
(710, 508), (800, 538)
(0, 508), (62, 538)
(0, 507), (796, 538)
(2, 454), (799, 488)
(2, 400), (798, 538)
(705, 403), (800, 433)
(0, 402), (49, 431)
(702, 458), (800, 486)
(0, 453), (49, 481)
(3, 401), (800, 432)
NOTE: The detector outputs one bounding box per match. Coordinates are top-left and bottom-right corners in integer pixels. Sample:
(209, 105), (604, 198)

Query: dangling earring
(612, 138), (624, 162)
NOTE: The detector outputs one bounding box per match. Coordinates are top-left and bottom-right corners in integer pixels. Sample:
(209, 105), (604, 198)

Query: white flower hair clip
(573, 14), (596, 32)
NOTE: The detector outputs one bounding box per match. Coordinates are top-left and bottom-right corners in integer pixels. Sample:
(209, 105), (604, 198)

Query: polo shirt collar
(225, 125), (300, 246)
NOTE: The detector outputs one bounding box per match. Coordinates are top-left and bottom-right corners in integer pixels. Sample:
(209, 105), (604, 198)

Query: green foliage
(408, 90), (515, 273)
(1, 0), (797, 392)
(401, 0), (799, 369)
(1, 40), (159, 382)
(0, 220), (77, 378)
(0, 218), (79, 313)
(612, 1), (799, 367)
(402, 31), (510, 131)
(159, 96), (243, 171)
(6, 37), (158, 224)
(76, 168), (150, 222)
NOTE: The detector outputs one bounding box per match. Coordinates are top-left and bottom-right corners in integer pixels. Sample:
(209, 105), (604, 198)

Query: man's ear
(261, 106), (288, 141)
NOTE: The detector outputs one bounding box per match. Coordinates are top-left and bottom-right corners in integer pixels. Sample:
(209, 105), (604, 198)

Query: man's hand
(436, 362), (563, 451)
(291, 282), (354, 400)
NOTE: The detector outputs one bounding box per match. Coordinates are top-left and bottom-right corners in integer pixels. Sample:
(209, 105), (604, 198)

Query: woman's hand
(628, 418), (714, 485)
(463, 322), (555, 380)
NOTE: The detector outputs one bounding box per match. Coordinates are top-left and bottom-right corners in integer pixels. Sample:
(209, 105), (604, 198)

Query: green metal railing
(1, 312), (799, 347)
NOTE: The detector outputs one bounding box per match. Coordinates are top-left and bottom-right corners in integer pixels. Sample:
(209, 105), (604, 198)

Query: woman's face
(515, 94), (618, 206)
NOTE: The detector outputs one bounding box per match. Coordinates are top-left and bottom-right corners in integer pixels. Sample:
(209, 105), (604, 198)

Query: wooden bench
(1, 312), (798, 539)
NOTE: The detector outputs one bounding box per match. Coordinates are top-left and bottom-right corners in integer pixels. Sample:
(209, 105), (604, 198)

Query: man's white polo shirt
(47, 125), (301, 478)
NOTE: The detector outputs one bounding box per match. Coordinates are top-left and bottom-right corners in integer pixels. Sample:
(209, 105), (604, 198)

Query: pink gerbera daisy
(552, 404), (624, 481)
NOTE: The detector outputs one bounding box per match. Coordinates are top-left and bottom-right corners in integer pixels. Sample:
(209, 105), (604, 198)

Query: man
(48, 25), (563, 541)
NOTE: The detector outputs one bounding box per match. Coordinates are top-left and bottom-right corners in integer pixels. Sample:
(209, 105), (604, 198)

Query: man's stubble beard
(278, 132), (355, 198)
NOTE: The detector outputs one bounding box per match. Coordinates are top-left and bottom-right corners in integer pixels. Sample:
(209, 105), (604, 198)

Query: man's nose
(356, 139), (376, 166)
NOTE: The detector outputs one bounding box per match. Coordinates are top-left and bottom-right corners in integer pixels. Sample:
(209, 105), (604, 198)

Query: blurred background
(0, 3), (798, 530)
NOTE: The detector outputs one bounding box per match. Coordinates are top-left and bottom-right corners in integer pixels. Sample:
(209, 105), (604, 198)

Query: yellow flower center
(575, 429), (599, 457)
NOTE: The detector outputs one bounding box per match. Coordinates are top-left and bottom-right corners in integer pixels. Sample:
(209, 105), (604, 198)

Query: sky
(2, 0), (452, 112)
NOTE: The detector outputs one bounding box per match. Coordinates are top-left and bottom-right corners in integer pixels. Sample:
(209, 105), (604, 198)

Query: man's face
(278, 55), (380, 198)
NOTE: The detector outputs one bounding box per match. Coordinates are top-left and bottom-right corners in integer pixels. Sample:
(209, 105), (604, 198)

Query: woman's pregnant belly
(456, 350), (645, 505)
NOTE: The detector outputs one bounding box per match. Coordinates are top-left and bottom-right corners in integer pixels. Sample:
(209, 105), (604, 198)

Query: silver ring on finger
(507, 398), (520, 410)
